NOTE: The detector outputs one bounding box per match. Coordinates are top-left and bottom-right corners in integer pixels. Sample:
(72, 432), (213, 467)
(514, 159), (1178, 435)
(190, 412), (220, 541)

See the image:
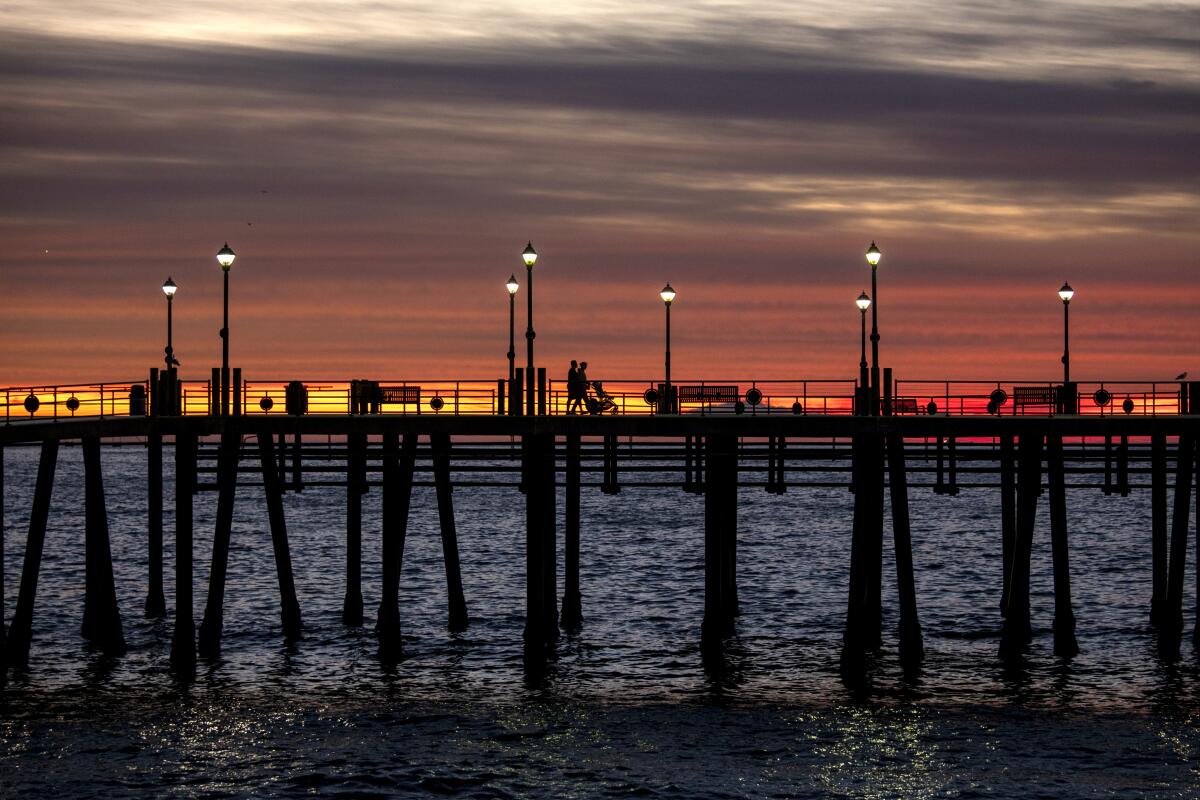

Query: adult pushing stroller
(585, 381), (619, 415)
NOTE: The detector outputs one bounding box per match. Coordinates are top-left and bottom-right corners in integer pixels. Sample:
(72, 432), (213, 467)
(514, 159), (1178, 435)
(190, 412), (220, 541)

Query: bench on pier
(379, 385), (421, 408)
(677, 385), (740, 412)
(892, 397), (919, 415)
(1012, 385), (1055, 414)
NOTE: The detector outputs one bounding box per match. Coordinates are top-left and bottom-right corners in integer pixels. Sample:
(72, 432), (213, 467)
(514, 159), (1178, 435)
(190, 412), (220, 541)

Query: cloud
(0, 5), (1197, 385)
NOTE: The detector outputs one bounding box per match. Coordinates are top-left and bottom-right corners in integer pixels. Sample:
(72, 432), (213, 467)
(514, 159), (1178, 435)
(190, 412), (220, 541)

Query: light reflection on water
(0, 444), (1198, 797)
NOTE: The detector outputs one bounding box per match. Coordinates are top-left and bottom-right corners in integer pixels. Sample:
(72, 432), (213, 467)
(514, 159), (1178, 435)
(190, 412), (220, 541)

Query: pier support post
(171, 433), (197, 671)
(843, 434), (870, 665)
(81, 437), (126, 656)
(1150, 434), (1167, 627)
(999, 435), (1016, 616)
(258, 432), (302, 640)
(523, 430), (558, 655)
(541, 433), (559, 637)
(561, 431), (583, 629)
(7, 439), (59, 666)
(765, 436), (787, 494)
(1046, 435), (1078, 658)
(684, 436), (704, 493)
(1117, 435), (1130, 496)
(198, 427), (240, 658)
(864, 433), (885, 649)
(1162, 435), (1194, 657)
(291, 430), (302, 492)
(378, 432), (415, 661)
(602, 434), (620, 494)
(1000, 433), (1041, 659)
(343, 432), (365, 626)
(431, 432), (469, 631)
(886, 433), (923, 666)
(702, 432), (737, 644)
(1104, 435), (1113, 495)
(145, 431), (167, 617)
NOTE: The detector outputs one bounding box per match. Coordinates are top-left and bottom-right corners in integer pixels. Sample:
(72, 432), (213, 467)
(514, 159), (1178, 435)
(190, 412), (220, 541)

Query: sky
(1, 1), (1198, 387)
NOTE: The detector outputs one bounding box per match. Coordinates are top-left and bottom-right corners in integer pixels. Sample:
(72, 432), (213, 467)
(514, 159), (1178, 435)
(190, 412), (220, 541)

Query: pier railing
(3, 377), (1196, 421)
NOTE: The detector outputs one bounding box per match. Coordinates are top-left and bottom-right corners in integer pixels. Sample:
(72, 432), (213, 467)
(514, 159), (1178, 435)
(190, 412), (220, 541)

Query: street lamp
(865, 241), (882, 415)
(855, 291), (871, 401)
(506, 273), (519, 387)
(660, 283), (676, 413)
(1058, 281), (1074, 384)
(162, 277), (178, 369)
(216, 242), (236, 416)
(522, 242), (538, 416)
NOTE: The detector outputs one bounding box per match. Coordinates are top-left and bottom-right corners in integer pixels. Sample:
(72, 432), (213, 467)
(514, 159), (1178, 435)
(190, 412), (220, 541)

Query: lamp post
(856, 291), (871, 408)
(506, 274), (519, 387)
(865, 242), (882, 415)
(1058, 281), (1074, 384)
(522, 242), (538, 416)
(216, 243), (236, 416)
(660, 283), (676, 413)
(162, 277), (178, 369)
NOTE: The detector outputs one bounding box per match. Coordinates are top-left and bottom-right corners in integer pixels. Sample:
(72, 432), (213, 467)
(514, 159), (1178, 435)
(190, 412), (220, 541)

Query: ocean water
(0, 442), (1197, 798)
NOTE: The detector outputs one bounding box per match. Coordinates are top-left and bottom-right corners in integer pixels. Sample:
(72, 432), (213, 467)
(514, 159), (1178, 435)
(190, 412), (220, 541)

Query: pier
(1, 378), (1197, 678)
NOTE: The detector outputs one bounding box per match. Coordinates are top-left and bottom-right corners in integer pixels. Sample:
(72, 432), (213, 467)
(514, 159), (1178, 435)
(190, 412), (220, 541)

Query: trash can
(129, 384), (147, 416)
(285, 381), (308, 415)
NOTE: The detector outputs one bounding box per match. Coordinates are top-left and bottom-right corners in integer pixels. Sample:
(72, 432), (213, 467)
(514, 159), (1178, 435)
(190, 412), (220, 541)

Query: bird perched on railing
(1176, 371), (1188, 380)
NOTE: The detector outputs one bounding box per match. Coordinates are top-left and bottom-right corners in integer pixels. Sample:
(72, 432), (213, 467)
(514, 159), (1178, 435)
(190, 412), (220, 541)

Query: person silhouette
(578, 361), (590, 412)
(567, 360), (583, 414)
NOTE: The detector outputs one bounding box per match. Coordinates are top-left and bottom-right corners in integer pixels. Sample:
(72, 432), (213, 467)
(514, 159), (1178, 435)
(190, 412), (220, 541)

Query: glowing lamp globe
(865, 241), (881, 267)
(216, 243), (236, 270)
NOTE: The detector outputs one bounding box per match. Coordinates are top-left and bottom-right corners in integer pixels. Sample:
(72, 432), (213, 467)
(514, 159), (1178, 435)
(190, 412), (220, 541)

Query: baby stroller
(585, 381), (619, 415)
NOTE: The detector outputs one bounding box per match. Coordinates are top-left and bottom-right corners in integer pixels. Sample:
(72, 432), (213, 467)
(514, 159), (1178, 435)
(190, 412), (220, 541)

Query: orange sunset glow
(2, 3), (1197, 388)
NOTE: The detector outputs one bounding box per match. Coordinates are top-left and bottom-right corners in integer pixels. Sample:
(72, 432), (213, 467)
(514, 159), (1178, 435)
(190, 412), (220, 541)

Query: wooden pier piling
(145, 431), (167, 617)
(540, 434), (559, 638)
(602, 434), (620, 494)
(523, 431), (558, 655)
(431, 432), (469, 632)
(702, 432), (738, 644)
(343, 432), (365, 626)
(843, 434), (870, 663)
(1161, 435), (1194, 656)
(6, 439), (59, 666)
(684, 435), (704, 493)
(887, 433), (923, 666)
(1000, 433), (1041, 658)
(1046, 435), (1078, 658)
(1117, 435), (1130, 496)
(197, 427), (240, 657)
(81, 437), (126, 655)
(377, 432), (415, 661)
(171, 433), (197, 670)
(999, 435), (1015, 617)
(257, 431), (302, 640)
(561, 431), (583, 629)
(1150, 434), (1167, 627)
(291, 431), (302, 492)
(864, 434), (885, 650)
